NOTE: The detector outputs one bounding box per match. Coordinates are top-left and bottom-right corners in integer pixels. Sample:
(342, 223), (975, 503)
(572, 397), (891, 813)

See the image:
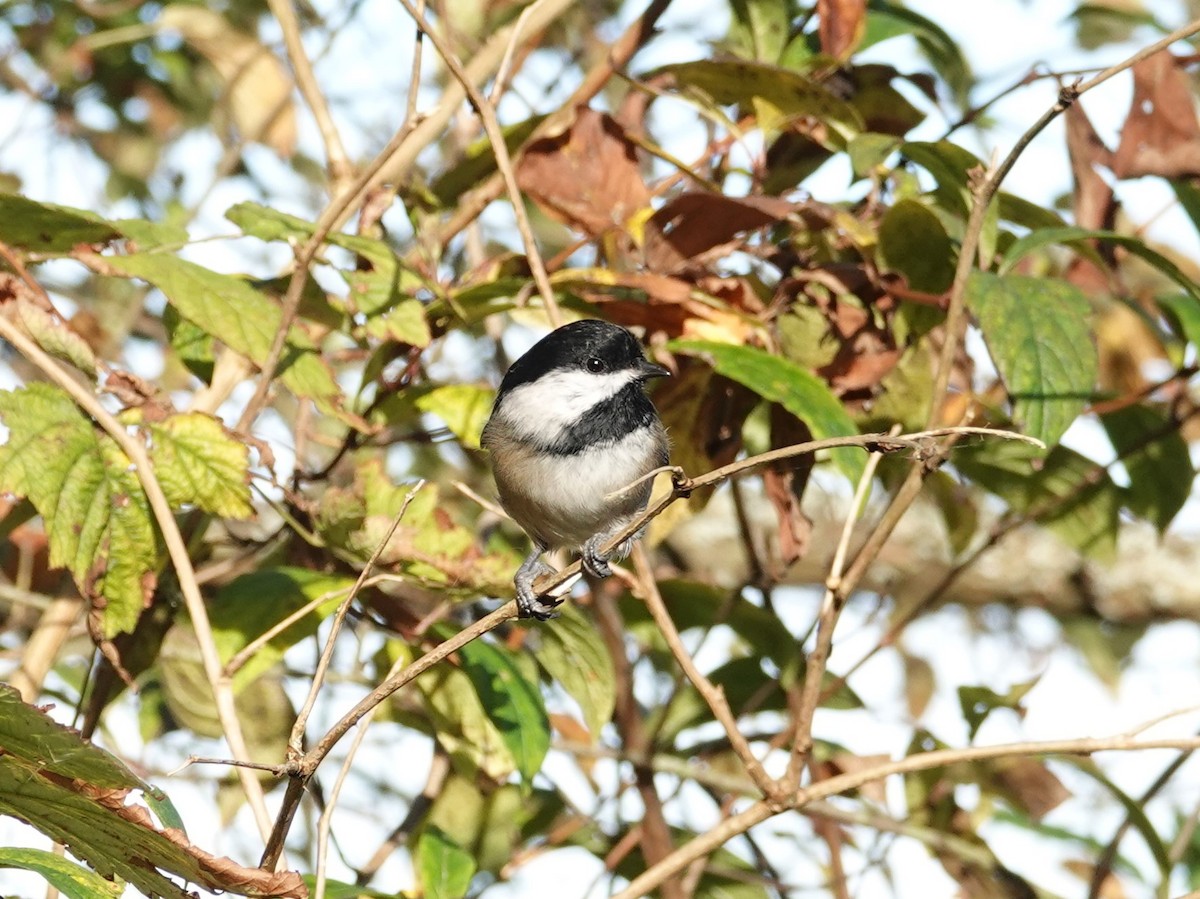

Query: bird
(481, 319), (670, 620)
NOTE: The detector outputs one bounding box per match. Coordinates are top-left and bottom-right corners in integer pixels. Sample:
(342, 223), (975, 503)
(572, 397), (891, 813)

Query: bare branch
(393, 0), (562, 327)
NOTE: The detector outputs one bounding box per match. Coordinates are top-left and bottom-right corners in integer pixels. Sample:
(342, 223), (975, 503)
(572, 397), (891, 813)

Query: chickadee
(481, 319), (670, 620)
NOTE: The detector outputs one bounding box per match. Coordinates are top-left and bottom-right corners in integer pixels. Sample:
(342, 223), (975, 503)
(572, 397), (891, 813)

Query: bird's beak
(639, 358), (671, 380)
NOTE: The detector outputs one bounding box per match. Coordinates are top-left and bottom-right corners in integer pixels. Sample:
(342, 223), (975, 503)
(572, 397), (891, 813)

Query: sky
(3, 0), (1200, 897)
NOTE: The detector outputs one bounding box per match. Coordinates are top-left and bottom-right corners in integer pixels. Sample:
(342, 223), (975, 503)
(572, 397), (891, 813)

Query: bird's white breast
(487, 424), (664, 548)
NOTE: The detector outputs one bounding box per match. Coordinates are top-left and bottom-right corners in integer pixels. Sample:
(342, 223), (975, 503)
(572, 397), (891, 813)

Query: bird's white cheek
(496, 369), (637, 444)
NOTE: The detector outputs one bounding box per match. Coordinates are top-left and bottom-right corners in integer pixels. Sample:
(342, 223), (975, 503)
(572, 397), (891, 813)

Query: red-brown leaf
(515, 107), (651, 237)
(643, 193), (799, 273)
(817, 0), (867, 61)
(1113, 51), (1200, 178)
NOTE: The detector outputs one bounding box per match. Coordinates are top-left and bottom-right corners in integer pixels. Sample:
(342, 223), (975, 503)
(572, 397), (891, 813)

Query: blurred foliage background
(3, 1), (1200, 897)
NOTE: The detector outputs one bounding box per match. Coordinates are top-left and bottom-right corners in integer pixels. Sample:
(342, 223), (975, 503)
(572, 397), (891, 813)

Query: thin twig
(612, 732), (1200, 899)
(782, 426), (894, 792)
(356, 747), (450, 884)
(393, 0), (561, 327)
(333, 0), (576, 233)
(314, 655), (404, 899)
(287, 480), (425, 755)
(260, 600), (518, 868)
(266, 0), (351, 186)
(630, 543), (780, 802)
(224, 583), (355, 678)
(593, 585), (685, 899)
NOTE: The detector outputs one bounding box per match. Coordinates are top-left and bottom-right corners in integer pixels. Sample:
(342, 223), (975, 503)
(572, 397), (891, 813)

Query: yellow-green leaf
(415, 384), (494, 450)
(147, 412), (252, 519)
(417, 827), (476, 899)
(104, 253), (345, 415)
(0, 384), (158, 637)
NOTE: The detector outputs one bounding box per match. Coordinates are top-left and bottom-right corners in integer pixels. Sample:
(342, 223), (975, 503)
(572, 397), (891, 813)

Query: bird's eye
(586, 357), (605, 373)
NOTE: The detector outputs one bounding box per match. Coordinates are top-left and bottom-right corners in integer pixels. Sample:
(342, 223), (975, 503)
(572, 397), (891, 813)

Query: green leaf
(0, 685), (305, 899)
(901, 140), (983, 215)
(458, 639), (551, 782)
(669, 340), (864, 483)
(655, 654), (860, 740)
(533, 604), (615, 738)
(955, 442), (1120, 559)
(957, 678), (1037, 740)
(163, 304), (215, 383)
(104, 253), (345, 415)
(226, 202), (431, 347)
(0, 685), (141, 788)
(644, 580), (799, 669)
(652, 59), (863, 135)
(1171, 178), (1200, 237)
(417, 827), (476, 899)
(414, 384), (494, 450)
(1060, 615), (1145, 690)
(0, 847), (122, 899)
(966, 272), (1096, 447)
(999, 226), (1200, 304)
(878, 198), (955, 293)
(146, 412), (252, 519)
(864, 3), (972, 104)
(728, 0), (790, 63)
(0, 193), (119, 251)
(1062, 757), (1172, 878)
(848, 132), (902, 178)
(1158, 293), (1200, 348)
(208, 568), (355, 690)
(301, 879), (395, 899)
(0, 384), (158, 637)
(1101, 404), (1191, 532)
(418, 663), (517, 782)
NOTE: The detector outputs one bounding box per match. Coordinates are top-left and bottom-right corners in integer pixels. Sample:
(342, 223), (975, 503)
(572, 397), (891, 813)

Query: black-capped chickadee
(481, 319), (670, 620)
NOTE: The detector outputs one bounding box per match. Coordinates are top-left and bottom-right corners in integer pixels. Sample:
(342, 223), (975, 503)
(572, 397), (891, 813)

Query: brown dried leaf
(765, 405), (814, 567)
(1066, 102), (1116, 231)
(1113, 51), (1200, 178)
(515, 107), (651, 237)
(643, 193), (799, 273)
(990, 757), (1071, 819)
(825, 752), (890, 804)
(903, 653), (936, 720)
(817, 0), (868, 61)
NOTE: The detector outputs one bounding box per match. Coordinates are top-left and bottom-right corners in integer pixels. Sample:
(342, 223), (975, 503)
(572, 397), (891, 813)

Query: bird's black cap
(497, 320), (668, 395)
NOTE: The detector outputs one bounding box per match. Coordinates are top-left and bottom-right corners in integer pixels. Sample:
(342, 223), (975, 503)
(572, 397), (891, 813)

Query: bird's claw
(581, 535), (615, 579)
(515, 551), (560, 620)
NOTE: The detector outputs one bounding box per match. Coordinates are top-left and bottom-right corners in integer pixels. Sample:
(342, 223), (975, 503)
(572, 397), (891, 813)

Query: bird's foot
(582, 531), (635, 580)
(515, 551), (561, 620)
